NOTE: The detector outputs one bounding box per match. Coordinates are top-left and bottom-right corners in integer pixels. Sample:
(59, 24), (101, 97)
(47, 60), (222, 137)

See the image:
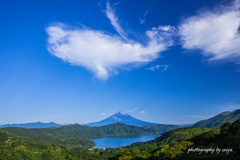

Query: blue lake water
(89, 134), (156, 149)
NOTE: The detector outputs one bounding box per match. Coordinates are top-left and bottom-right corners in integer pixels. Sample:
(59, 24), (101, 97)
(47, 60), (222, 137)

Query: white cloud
(147, 64), (169, 72)
(140, 110), (146, 114)
(46, 1), (176, 80)
(46, 23), (175, 80)
(179, 0), (240, 62)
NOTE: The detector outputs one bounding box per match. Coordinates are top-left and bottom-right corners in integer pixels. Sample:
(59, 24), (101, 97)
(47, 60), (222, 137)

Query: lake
(89, 134), (156, 149)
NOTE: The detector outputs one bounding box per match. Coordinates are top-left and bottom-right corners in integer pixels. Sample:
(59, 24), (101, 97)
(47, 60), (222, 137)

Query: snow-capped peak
(113, 117), (122, 121)
(119, 111), (126, 115)
(87, 111), (159, 127)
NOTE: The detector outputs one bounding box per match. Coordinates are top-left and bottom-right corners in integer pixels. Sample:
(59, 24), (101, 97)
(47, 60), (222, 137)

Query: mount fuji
(87, 112), (160, 127)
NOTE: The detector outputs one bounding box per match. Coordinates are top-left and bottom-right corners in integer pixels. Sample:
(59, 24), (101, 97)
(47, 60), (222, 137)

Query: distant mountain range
(1, 109), (239, 130)
(0, 122), (60, 129)
(0, 112), (168, 129)
(192, 109), (240, 128)
(87, 111), (160, 127)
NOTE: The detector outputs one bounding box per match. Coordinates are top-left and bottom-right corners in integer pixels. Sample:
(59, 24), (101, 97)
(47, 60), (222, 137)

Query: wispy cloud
(99, 112), (107, 116)
(40, 114), (62, 122)
(128, 108), (146, 114)
(139, 110), (146, 114)
(128, 108), (140, 113)
(219, 103), (240, 112)
(179, 0), (240, 62)
(147, 64), (169, 72)
(139, 10), (149, 24)
(182, 115), (211, 119)
(99, 112), (114, 117)
(139, 0), (155, 24)
(106, 1), (130, 42)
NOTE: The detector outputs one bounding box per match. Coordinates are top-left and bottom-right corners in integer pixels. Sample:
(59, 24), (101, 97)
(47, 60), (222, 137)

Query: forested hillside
(0, 122), (169, 148)
(109, 119), (240, 160)
(124, 127), (210, 152)
(1, 120), (239, 160)
(0, 120), (240, 160)
(193, 109), (240, 128)
(0, 131), (120, 160)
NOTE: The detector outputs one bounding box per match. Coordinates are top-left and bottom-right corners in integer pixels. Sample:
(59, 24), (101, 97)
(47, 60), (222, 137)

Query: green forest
(0, 123), (177, 149)
(1, 119), (240, 160)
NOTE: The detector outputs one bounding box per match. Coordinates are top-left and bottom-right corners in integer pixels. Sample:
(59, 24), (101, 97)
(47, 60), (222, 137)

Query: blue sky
(0, 0), (240, 125)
